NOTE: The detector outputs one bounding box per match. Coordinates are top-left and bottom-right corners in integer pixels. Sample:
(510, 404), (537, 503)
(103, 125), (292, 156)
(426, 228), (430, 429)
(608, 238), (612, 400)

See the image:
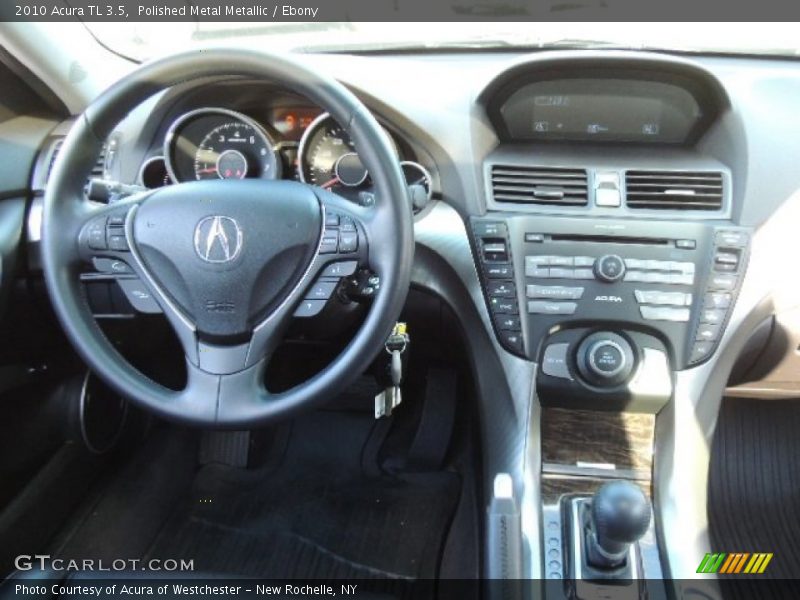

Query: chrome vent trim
(625, 170), (723, 211)
(490, 165), (588, 206)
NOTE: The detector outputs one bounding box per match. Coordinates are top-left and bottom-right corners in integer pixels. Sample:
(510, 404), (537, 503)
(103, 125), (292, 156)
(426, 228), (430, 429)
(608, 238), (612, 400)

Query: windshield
(86, 22), (800, 61)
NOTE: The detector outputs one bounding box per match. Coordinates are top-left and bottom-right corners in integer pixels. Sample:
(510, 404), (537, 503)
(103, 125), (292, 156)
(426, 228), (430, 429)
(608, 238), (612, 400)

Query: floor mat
(708, 397), (800, 596)
(142, 414), (460, 590)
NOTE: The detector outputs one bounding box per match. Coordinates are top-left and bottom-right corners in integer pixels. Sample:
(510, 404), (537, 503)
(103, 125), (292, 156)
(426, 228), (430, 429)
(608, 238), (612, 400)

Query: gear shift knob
(587, 480), (651, 568)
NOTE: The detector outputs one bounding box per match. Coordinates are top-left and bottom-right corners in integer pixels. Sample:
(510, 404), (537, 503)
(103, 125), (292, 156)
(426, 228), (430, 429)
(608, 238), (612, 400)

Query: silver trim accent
(297, 111), (336, 184)
(193, 215), (244, 264)
(162, 107), (278, 184)
(137, 155), (173, 188)
(333, 151), (369, 187)
(400, 160), (434, 201)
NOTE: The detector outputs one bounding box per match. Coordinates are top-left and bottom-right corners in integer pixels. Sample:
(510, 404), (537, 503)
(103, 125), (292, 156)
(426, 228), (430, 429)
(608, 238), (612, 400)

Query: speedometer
(165, 108), (279, 183)
(298, 113), (397, 198)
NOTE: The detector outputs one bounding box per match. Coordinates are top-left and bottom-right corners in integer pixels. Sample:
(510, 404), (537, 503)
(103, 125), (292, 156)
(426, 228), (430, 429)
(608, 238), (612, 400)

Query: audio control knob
(576, 332), (635, 386)
(594, 254), (626, 282)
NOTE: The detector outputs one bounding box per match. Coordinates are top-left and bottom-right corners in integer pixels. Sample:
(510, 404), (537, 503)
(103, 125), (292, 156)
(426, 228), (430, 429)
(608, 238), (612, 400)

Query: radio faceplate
(471, 216), (750, 369)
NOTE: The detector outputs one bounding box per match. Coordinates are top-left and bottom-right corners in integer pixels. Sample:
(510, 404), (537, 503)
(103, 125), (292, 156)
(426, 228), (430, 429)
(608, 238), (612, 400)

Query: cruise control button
(691, 341), (714, 362)
(696, 323), (722, 342)
(339, 216), (356, 232)
(486, 264), (512, 278)
(321, 261), (358, 277)
(488, 281), (516, 298)
(708, 273), (737, 291)
(93, 257), (131, 274)
(116, 278), (160, 314)
(294, 299), (326, 317)
(542, 343), (572, 379)
(86, 219), (107, 250)
(639, 306), (690, 322)
(705, 292), (732, 309)
(320, 234), (338, 254)
(107, 233), (129, 251)
(495, 314), (521, 330)
(701, 308), (726, 324)
(527, 301), (577, 315)
(526, 285), (584, 300)
(490, 297), (518, 314)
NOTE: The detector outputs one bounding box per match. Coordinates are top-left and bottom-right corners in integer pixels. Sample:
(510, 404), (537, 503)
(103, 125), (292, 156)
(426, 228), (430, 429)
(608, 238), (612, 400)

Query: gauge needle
(321, 177), (340, 189)
(197, 167), (218, 174)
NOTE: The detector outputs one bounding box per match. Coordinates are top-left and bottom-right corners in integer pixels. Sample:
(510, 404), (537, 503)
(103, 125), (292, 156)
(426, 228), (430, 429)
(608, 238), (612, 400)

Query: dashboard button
(696, 323), (722, 342)
(542, 343), (572, 380)
(639, 306), (690, 322)
(495, 314), (521, 331)
(624, 270), (645, 282)
(676, 239), (696, 249)
(708, 273), (737, 291)
(473, 222), (507, 237)
(488, 281), (516, 298)
(525, 233), (544, 243)
(594, 255), (626, 282)
(490, 297), (518, 314)
(669, 273), (695, 286)
(625, 258), (646, 269)
(321, 261), (358, 277)
(499, 330), (524, 352)
(527, 301), (577, 315)
(691, 341), (714, 362)
(486, 264), (513, 278)
(701, 308), (726, 324)
(705, 292), (732, 309)
(548, 256), (574, 267)
(548, 268), (574, 279)
(526, 255), (550, 267)
(573, 268), (595, 280)
(573, 256), (595, 267)
(526, 267), (550, 278)
(635, 290), (692, 306)
(715, 230), (748, 247)
(526, 285), (584, 300)
(669, 261), (695, 274)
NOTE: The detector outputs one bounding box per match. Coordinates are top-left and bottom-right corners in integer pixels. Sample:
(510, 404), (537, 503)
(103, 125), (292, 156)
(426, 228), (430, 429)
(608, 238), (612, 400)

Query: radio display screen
(500, 78), (702, 143)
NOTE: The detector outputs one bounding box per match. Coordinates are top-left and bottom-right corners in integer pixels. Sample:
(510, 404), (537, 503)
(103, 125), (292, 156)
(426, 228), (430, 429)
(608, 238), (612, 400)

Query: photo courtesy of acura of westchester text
(1, 7), (800, 600)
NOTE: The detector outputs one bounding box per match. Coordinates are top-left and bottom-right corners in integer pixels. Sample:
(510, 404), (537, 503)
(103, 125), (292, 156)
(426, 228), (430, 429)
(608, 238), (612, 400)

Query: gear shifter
(586, 481), (651, 569)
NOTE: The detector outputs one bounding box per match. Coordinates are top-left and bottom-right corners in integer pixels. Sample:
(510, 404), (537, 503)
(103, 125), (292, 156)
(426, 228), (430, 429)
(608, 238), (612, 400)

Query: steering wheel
(41, 49), (413, 427)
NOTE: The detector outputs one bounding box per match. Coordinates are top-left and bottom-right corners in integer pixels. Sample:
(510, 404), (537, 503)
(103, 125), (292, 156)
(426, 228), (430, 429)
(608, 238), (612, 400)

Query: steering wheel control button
(85, 218), (108, 250)
(338, 231), (358, 253)
(576, 332), (635, 386)
(526, 285), (584, 300)
(594, 254), (626, 282)
(527, 300), (577, 315)
(294, 299), (326, 318)
(339, 216), (357, 232)
(93, 257), (131, 274)
(542, 343), (572, 380)
(321, 261), (358, 277)
(107, 233), (129, 251)
(324, 213), (340, 228)
(116, 279), (161, 314)
(306, 281), (337, 301)
(319, 233), (338, 254)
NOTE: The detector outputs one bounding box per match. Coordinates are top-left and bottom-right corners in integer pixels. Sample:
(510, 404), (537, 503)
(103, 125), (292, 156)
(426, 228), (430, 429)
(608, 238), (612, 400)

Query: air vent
(46, 138), (107, 182)
(491, 165), (588, 206)
(625, 170), (723, 211)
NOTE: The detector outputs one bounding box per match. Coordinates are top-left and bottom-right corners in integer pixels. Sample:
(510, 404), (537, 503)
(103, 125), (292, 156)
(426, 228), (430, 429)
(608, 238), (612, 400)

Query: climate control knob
(594, 254), (626, 282)
(576, 332), (635, 386)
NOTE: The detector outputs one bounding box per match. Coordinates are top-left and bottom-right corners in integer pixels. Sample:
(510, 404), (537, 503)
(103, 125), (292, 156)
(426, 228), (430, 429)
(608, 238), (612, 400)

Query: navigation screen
(500, 78), (701, 143)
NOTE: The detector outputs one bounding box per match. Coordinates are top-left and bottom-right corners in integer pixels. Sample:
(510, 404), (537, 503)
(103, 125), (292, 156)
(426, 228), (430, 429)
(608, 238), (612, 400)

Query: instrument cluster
(139, 105), (434, 206)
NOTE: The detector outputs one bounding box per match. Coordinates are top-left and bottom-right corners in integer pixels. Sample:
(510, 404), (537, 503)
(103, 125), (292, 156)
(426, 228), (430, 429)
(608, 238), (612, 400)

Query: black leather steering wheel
(42, 49), (413, 427)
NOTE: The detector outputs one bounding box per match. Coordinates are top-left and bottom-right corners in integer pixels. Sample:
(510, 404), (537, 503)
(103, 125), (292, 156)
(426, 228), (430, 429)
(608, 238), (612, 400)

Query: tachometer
(164, 108), (279, 183)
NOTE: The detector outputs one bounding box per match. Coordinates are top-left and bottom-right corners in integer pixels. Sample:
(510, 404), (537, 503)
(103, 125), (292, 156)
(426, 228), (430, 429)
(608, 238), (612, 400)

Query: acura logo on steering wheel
(194, 215), (243, 263)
